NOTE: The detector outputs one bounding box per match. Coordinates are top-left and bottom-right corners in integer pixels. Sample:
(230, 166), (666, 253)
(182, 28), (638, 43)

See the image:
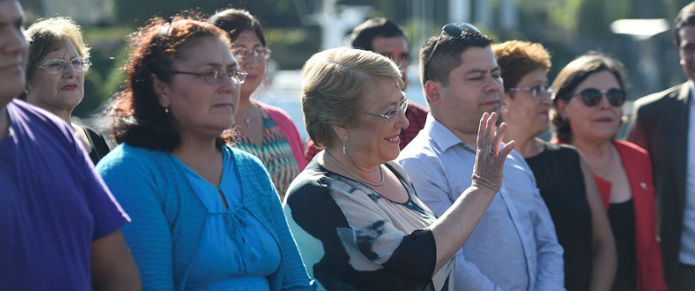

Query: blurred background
(19, 0), (692, 139)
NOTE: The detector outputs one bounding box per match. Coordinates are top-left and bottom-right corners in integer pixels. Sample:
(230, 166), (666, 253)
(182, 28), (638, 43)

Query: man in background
(627, 2), (695, 290)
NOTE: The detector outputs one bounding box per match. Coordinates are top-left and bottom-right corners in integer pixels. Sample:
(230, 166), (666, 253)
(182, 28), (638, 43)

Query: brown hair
(674, 1), (695, 45)
(208, 8), (266, 46)
(110, 15), (232, 152)
(492, 40), (551, 92)
(550, 52), (627, 143)
(301, 47), (403, 148)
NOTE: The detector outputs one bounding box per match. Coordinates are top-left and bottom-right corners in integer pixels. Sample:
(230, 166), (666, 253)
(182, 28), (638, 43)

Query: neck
(235, 96), (253, 122)
(514, 136), (544, 158)
(173, 132), (220, 162)
(572, 137), (613, 158)
(322, 147), (383, 184)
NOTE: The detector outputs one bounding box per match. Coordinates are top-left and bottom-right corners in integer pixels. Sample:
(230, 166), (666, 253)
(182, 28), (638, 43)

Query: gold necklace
(324, 150), (385, 186)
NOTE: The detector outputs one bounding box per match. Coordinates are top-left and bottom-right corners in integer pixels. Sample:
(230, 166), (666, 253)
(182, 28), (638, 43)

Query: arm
(91, 230), (142, 290)
(580, 158), (616, 291)
(252, 160), (313, 291)
(97, 153), (176, 291)
(401, 113), (512, 290)
(430, 112), (514, 272)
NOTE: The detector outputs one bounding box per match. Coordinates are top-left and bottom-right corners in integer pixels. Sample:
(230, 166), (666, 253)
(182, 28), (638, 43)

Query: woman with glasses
(551, 52), (666, 291)
(495, 41), (617, 291)
(209, 9), (306, 199)
(22, 17), (109, 164)
(96, 16), (312, 291)
(284, 47), (515, 290)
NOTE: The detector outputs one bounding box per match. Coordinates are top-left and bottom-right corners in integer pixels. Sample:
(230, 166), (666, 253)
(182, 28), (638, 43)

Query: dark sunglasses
(424, 23), (480, 77)
(573, 88), (627, 107)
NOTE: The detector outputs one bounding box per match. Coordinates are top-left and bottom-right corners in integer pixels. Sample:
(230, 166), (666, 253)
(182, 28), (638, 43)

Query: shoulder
(256, 101), (293, 123)
(398, 134), (438, 161)
(225, 145), (266, 172)
(613, 139), (648, 156)
(634, 83), (686, 110)
(285, 161), (332, 206)
(97, 143), (166, 177)
(8, 99), (76, 145)
(543, 142), (580, 159)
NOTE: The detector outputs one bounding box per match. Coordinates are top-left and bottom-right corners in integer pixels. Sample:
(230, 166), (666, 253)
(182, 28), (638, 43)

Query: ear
(424, 80), (442, 105)
(331, 123), (349, 144)
(501, 93), (512, 113)
(151, 73), (171, 109)
(555, 99), (568, 119)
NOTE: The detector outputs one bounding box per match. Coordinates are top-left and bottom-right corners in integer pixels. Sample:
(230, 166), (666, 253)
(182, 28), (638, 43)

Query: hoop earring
(342, 140), (347, 155)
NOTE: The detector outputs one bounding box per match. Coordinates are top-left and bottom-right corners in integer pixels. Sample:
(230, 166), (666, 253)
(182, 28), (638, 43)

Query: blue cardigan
(97, 144), (313, 291)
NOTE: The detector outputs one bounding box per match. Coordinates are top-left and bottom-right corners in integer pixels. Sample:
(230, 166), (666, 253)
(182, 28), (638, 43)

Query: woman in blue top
(96, 15), (312, 291)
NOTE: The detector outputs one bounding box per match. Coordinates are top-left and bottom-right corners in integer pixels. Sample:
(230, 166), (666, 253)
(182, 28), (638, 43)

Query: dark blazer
(627, 82), (692, 290)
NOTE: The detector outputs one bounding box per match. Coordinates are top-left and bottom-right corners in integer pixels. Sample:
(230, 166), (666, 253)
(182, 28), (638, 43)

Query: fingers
(498, 139), (515, 158)
(477, 112), (490, 147)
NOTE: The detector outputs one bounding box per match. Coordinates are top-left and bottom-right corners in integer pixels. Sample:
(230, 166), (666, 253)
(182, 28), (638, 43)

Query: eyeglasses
(232, 47), (271, 60)
(573, 88), (627, 107)
(363, 99), (408, 122)
(424, 23), (481, 73)
(509, 85), (553, 99)
(171, 68), (247, 86)
(37, 57), (91, 74)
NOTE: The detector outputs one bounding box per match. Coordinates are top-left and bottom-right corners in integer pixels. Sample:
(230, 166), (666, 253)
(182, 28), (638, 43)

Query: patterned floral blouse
(283, 156), (453, 291)
(233, 107), (300, 197)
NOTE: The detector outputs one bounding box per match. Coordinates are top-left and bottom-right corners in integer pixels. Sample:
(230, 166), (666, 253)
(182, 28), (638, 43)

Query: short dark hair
(492, 40), (551, 93)
(674, 1), (695, 45)
(419, 29), (493, 87)
(550, 52), (627, 143)
(209, 8), (266, 46)
(349, 17), (406, 51)
(109, 16), (232, 152)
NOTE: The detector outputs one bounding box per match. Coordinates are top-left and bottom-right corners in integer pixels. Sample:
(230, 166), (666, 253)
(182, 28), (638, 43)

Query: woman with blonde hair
(23, 17), (110, 164)
(284, 47), (514, 290)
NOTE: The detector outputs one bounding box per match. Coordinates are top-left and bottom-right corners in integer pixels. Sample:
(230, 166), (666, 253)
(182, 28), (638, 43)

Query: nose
(63, 62), (77, 78)
(395, 106), (410, 129)
(484, 75), (503, 92)
(3, 26), (27, 56)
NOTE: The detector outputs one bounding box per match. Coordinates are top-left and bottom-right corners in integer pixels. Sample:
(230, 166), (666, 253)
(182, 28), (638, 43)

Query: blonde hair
(301, 47), (403, 148)
(24, 17), (90, 82)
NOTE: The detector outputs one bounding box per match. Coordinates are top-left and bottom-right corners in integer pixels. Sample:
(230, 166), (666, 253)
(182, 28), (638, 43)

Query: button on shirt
(397, 114), (565, 291)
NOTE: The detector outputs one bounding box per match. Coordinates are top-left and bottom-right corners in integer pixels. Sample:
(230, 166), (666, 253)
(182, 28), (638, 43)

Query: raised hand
(471, 112), (515, 192)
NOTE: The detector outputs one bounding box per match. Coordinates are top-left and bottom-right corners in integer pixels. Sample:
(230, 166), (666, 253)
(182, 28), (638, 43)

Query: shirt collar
(424, 114), (476, 153)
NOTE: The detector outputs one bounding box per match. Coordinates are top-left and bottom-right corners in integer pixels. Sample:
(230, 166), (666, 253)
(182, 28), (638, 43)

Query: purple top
(0, 99), (129, 290)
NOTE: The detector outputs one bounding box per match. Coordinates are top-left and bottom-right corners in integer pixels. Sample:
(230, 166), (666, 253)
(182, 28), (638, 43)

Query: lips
(0, 63), (23, 72)
(385, 135), (400, 144)
(61, 84), (78, 91)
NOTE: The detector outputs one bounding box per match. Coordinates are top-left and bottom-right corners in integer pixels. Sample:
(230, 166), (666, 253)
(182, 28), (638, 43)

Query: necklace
(240, 103), (259, 128)
(324, 150), (385, 187)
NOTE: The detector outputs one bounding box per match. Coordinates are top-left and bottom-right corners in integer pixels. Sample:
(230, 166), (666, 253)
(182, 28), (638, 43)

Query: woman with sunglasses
(96, 16), (312, 290)
(495, 42), (617, 291)
(22, 17), (110, 164)
(551, 52), (666, 291)
(209, 9), (306, 199)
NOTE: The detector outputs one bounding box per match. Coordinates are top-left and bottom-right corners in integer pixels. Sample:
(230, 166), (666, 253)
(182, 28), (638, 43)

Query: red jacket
(593, 140), (666, 291)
